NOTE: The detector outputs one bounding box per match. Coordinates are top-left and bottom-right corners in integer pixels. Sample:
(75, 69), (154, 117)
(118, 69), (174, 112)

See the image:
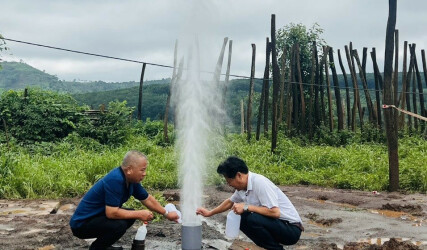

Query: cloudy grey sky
(1, 0), (426, 82)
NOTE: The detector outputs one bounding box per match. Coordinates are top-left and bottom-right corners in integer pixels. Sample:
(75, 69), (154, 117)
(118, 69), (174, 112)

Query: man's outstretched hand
(196, 207), (212, 217)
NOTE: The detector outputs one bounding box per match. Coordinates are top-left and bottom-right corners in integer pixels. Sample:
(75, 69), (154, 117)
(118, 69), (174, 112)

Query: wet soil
(0, 185), (426, 250)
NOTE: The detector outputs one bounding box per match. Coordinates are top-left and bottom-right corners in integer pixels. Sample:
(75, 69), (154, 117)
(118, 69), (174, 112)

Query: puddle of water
(369, 209), (417, 221)
(0, 209), (28, 215)
(0, 224), (15, 231)
(300, 197), (357, 209)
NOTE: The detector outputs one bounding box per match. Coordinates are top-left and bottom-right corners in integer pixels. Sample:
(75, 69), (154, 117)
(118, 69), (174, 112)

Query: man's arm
(141, 195), (180, 222)
(105, 206), (154, 221)
(232, 203), (280, 218)
(196, 198), (234, 217)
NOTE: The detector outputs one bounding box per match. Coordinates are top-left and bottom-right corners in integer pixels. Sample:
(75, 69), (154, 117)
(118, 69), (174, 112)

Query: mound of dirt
(381, 203), (424, 216)
(305, 213), (343, 227)
(343, 238), (421, 250)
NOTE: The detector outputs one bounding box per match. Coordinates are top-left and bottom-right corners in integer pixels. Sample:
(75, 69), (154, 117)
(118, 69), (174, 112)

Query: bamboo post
(323, 46), (334, 132)
(291, 44), (299, 130)
(271, 14), (281, 151)
(296, 44), (306, 133)
(383, 0), (399, 191)
(264, 41), (271, 136)
(257, 38), (270, 140)
(329, 47), (344, 130)
(412, 70), (419, 131)
(279, 47), (287, 124)
(422, 50), (427, 88)
(338, 49), (351, 129)
(313, 42), (320, 128)
(137, 63), (147, 120)
(345, 45), (363, 130)
(247, 44), (256, 142)
(393, 30), (399, 105)
(405, 46), (414, 131)
(411, 44), (426, 130)
(222, 40), (233, 112)
(241, 100), (245, 134)
(213, 37), (229, 84)
(286, 45), (294, 133)
(371, 49), (383, 129)
(353, 49), (377, 124)
(319, 48), (327, 124)
(362, 47), (368, 74)
(397, 41), (408, 129)
(308, 41), (316, 137)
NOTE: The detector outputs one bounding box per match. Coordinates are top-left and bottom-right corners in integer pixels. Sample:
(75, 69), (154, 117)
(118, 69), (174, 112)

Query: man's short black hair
(217, 156), (248, 178)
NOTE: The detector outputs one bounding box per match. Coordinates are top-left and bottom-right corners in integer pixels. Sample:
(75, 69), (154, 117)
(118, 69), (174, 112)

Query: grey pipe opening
(181, 223), (202, 250)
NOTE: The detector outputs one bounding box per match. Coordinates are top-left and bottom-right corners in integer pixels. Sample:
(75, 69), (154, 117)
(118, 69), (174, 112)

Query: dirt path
(0, 185), (425, 249)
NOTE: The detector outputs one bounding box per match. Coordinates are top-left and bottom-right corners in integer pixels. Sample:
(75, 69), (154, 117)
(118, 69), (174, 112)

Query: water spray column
(175, 52), (208, 250)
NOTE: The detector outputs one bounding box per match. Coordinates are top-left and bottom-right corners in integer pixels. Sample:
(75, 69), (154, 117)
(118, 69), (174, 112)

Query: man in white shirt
(196, 156), (303, 250)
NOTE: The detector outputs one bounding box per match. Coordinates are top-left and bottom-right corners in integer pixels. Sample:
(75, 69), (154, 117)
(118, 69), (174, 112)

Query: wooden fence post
(271, 14), (281, 151)
(410, 44), (426, 131)
(308, 41), (316, 137)
(137, 63), (147, 121)
(279, 47), (287, 125)
(264, 42), (272, 136)
(247, 44), (256, 142)
(338, 49), (351, 129)
(383, 0), (399, 192)
(296, 44), (306, 133)
(257, 38), (270, 140)
(329, 47), (344, 130)
(324, 46), (334, 132)
(345, 45), (363, 130)
(353, 49), (377, 124)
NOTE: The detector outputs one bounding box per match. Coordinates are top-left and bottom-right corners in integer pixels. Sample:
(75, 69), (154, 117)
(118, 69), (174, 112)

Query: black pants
(71, 214), (135, 250)
(240, 212), (301, 250)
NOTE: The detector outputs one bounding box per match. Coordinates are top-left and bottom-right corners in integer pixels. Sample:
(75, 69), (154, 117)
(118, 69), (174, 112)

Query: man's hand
(196, 207), (212, 217)
(136, 209), (154, 221)
(232, 203), (245, 215)
(165, 211), (180, 223)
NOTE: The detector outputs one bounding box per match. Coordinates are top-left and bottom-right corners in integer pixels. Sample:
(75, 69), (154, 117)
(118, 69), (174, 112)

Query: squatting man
(69, 150), (180, 250)
(197, 156), (303, 250)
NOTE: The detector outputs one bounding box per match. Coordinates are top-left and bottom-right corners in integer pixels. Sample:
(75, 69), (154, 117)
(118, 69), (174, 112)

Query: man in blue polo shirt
(196, 156), (303, 250)
(70, 150), (179, 250)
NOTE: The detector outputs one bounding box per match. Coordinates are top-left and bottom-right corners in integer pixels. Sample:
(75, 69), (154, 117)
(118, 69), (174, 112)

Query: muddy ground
(0, 185), (426, 250)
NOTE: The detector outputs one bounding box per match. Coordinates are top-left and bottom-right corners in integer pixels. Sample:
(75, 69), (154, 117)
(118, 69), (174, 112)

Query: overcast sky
(1, 0), (427, 82)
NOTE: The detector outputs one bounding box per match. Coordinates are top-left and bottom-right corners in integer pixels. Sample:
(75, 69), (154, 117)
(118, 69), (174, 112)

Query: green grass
(0, 132), (426, 199)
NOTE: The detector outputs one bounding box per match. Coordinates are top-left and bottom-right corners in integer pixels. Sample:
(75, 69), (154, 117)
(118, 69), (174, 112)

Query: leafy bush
(0, 88), (83, 143)
(76, 101), (134, 145)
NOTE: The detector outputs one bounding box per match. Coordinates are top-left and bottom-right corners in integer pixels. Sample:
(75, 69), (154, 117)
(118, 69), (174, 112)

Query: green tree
(276, 23), (326, 83)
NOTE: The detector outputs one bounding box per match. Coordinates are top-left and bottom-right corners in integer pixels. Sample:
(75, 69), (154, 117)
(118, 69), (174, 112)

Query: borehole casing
(181, 223), (202, 250)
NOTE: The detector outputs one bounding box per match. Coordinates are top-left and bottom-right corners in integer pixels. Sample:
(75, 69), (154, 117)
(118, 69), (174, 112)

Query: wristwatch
(163, 210), (169, 217)
(243, 203), (249, 212)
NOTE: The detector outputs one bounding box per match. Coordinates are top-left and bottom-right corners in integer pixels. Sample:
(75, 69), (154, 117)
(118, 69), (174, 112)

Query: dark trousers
(71, 214), (135, 250)
(240, 212), (301, 250)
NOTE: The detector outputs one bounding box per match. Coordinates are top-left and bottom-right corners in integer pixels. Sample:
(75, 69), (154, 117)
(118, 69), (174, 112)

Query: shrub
(0, 88), (83, 143)
(76, 101), (134, 145)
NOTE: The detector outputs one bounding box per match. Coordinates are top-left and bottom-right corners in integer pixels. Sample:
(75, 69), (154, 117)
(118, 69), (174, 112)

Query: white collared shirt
(230, 171), (302, 224)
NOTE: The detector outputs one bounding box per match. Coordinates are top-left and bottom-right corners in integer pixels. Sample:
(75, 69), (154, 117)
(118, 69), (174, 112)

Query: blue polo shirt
(70, 167), (149, 229)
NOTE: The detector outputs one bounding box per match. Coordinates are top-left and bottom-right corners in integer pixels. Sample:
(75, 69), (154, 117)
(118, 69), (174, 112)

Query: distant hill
(0, 61), (170, 94)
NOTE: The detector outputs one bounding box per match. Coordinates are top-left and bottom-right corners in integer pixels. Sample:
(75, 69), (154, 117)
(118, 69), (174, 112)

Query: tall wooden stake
(383, 0), (399, 191)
